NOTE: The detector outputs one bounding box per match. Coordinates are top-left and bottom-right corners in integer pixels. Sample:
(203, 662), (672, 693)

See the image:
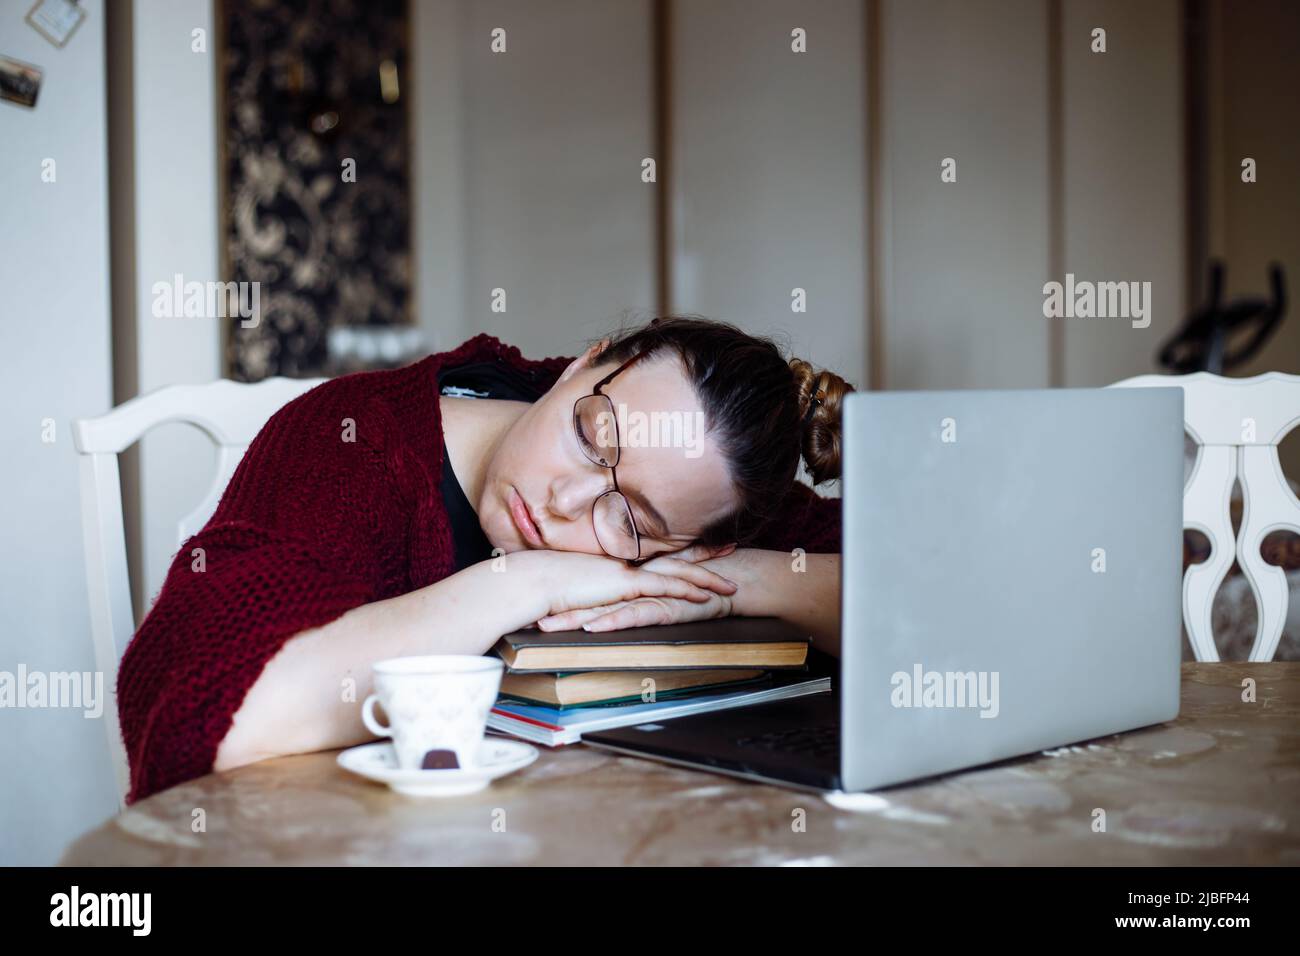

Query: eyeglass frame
(572, 347), (657, 564)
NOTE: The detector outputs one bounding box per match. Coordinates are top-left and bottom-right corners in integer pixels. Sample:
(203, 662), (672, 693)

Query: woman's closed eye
(577, 423), (601, 459)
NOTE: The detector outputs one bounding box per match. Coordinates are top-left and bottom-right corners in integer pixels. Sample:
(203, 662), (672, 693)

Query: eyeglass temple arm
(593, 349), (651, 394)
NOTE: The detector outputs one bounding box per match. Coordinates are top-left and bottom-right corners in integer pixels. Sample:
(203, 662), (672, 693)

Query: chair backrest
(72, 377), (325, 806)
(1109, 372), (1300, 662)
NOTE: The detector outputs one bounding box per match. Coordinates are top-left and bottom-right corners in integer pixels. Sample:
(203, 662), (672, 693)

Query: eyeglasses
(572, 349), (654, 562)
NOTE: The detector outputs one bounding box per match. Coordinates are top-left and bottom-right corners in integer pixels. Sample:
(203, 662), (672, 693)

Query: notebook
(499, 667), (767, 708)
(491, 617), (811, 673)
(488, 670), (831, 746)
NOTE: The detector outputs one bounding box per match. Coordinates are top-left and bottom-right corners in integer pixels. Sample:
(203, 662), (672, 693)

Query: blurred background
(1, 0), (1297, 863)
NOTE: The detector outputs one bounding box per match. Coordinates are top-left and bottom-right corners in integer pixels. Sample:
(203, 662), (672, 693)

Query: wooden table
(62, 663), (1300, 865)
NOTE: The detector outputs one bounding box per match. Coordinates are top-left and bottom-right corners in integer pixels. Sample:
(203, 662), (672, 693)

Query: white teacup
(361, 655), (504, 771)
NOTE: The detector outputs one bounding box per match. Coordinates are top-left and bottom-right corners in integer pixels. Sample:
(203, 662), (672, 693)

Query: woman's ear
(558, 339), (610, 384)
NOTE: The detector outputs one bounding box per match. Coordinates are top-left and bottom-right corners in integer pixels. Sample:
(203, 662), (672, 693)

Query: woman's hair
(593, 316), (855, 546)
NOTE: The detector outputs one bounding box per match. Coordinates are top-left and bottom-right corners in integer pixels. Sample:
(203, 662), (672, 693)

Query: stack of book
(487, 617), (830, 745)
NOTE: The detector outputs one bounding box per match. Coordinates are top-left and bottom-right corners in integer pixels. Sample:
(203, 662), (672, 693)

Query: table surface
(62, 663), (1300, 865)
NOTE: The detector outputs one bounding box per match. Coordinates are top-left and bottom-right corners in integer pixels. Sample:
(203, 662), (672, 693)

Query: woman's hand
(535, 544), (738, 632)
(505, 546), (738, 624)
(535, 547), (842, 659)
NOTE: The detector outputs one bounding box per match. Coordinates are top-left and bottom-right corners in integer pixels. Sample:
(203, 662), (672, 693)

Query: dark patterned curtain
(222, 0), (411, 381)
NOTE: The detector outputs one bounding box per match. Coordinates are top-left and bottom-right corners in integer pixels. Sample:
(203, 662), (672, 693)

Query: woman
(117, 317), (852, 802)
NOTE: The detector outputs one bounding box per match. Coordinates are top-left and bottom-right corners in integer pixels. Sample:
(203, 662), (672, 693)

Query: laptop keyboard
(732, 723), (839, 758)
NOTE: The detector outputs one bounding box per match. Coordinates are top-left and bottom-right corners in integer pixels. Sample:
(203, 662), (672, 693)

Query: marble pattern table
(62, 663), (1300, 865)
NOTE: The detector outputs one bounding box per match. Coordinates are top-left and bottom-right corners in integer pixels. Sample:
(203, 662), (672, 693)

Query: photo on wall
(0, 54), (42, 108)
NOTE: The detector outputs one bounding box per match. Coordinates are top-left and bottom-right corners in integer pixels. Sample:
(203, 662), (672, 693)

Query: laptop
(583, 387), (1185, 792)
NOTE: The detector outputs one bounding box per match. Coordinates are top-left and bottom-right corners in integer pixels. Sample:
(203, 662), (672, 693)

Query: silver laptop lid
(840, 387), (1184, 791)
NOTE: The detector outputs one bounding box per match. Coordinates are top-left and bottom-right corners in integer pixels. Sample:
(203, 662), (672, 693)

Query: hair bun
(789, 358), (854, 484)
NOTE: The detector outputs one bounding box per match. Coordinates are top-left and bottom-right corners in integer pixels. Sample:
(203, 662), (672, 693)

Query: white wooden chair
(73, 378), (326, 806)
(1110, 372), (1300, 662)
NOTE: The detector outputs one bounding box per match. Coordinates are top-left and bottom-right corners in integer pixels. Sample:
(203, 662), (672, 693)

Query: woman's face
(478, 344), (740, 558)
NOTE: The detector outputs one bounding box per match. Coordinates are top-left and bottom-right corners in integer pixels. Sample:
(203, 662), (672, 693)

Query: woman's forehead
(616, 441), (735, 540)
(598, 352), (696, 406)
(594, 357), (737, 538)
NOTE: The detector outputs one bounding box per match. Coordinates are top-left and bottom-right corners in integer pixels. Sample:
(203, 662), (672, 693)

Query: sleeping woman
(117, 316), (853, 801)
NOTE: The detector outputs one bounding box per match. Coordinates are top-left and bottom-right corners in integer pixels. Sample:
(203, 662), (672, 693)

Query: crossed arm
(536, 548), (842, 658)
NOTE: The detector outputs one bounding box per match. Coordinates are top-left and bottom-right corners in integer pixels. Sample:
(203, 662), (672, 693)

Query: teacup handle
(361, 694), (393, 738)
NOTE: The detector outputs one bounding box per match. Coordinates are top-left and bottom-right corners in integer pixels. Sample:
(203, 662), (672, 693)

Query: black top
(437, 359), (550, 572)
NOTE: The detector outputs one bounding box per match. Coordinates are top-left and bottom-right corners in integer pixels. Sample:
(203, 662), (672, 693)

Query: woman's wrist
(467, 552), (552, 633)
(702, 548), (783, 617)
(705, 548), (840, 652)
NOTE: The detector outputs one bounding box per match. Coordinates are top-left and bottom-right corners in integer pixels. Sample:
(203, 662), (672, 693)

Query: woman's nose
(548, 469), (611, 521)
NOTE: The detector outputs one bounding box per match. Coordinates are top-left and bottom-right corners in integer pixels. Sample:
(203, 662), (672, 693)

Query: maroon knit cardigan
(117, 335), (841, 802)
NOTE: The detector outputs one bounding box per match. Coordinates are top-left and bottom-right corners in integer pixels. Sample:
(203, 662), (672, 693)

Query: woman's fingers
(637, 557), (737, 595)
(538, 602), (628, 631)
(536, 551), (736, 622)
(630, 570), (716, 603)
(581, 599), (674, 632)
(582, 592), (732, 632)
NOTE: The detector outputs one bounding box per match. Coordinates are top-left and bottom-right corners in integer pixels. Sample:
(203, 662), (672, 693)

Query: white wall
(417, 0), (1185, 396)
(414, 0), (658, 356)
(0, 0), (118, 865)
(877, 0), (1051, 389)
(672, 0), (869, 394)
(875, 0), (1185, 391)
(1061, 0), (1184, 386)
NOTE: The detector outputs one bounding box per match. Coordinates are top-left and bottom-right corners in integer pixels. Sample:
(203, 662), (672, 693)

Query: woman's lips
(507, 487), (546, 548)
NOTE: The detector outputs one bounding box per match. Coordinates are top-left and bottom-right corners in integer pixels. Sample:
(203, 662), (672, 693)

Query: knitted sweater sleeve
(116, 378), (422, 804)
(749, 481), (842, 554)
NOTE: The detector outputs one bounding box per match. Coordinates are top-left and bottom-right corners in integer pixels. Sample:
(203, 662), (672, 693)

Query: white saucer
(337, 739), (538, 797)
